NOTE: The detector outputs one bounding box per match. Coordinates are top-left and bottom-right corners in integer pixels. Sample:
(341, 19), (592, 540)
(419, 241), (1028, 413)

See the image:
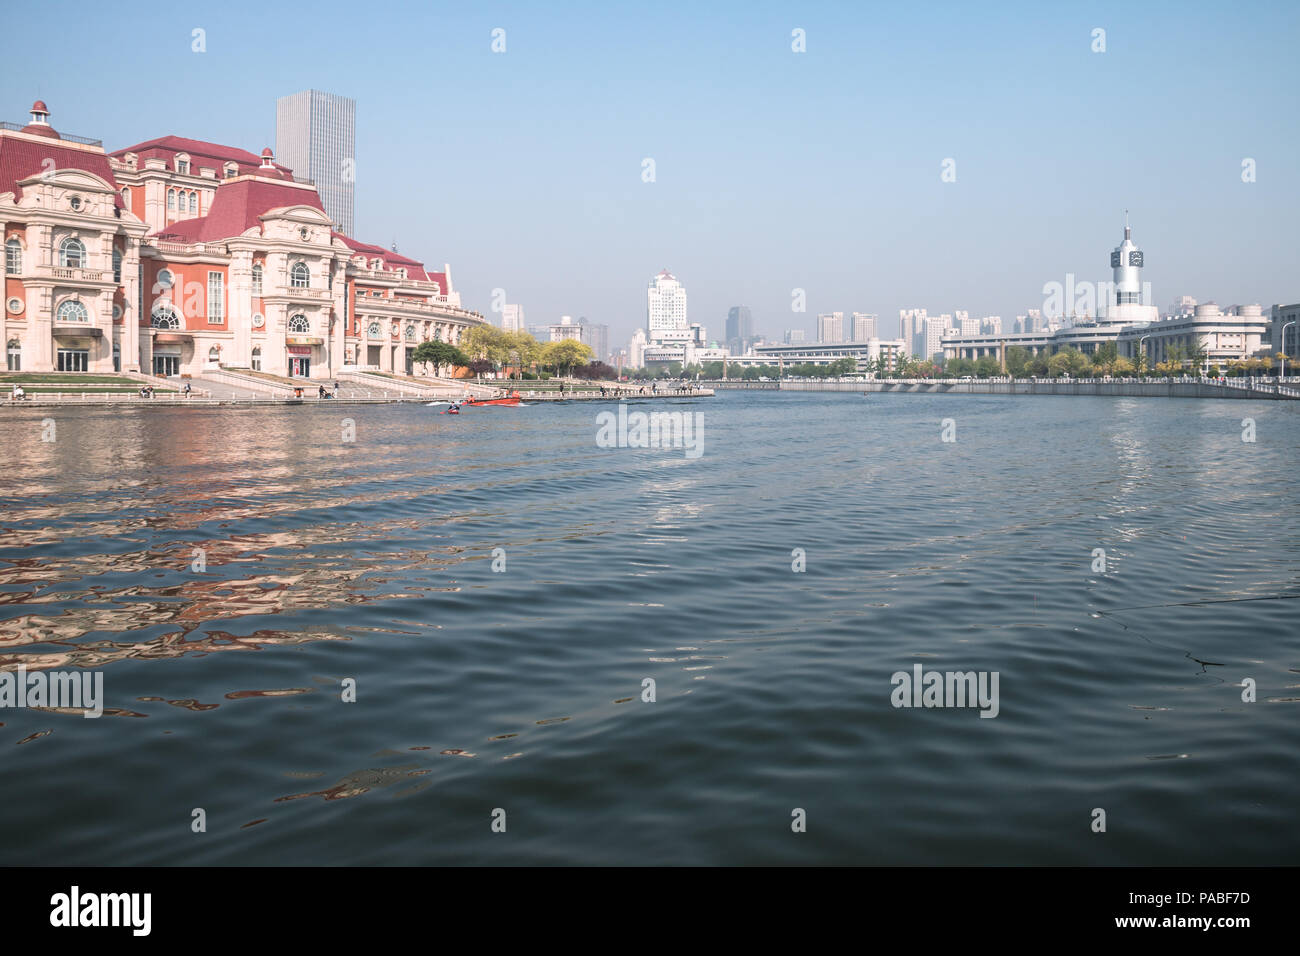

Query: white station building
(942, 219), (1269, 368)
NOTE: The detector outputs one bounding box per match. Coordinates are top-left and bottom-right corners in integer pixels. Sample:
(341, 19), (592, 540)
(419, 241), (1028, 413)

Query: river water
(1, 391), (1296, 864)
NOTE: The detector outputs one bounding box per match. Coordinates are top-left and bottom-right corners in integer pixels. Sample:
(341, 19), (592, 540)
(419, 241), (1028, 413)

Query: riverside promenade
(707, 377), (1300, 401)
(1, 378), (713, 407)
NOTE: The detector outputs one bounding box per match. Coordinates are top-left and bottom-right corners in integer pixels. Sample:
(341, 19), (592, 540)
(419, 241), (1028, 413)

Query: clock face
(1110, 251), (1121, 268)
(1129, 251), (1143, 267)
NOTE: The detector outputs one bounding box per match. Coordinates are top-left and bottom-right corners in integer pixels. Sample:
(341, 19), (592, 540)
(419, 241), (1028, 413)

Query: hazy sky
(7, 1), (1297, 347)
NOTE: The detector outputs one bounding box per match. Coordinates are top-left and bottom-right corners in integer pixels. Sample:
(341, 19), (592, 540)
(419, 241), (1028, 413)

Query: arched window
(59, 238), (86, 268)
(288, 314), (310, 333)
(188, 192), (197, 214)
(290, 262), (310, 288)
(4, 239), (20, 275)
(56, 300), (89, 323)
(208, 346), (220, 362)
(251, 346), (262, 371)
(251, 264), (263, 296)
(150, 307), (180, 329)
(7, 339), (21, 371)
(167, 189), (176, 211)
(433, 327), (443, 342)
(112, 248), (122, 283)
(368, 321), (381, 338)
(404, 324), (416, 341)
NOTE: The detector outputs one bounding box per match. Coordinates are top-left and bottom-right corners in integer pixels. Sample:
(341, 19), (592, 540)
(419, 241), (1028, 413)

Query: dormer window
(224, 162), (238, 178)
(176, 155), (190, 174)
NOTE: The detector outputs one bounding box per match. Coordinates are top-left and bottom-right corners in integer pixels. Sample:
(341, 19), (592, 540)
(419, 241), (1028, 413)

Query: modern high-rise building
(923, 316), (950, 360)
(500, 303), (525, 332)
(726, 306), (753, 353)
(644, 269), (691, 363)
(578, 317), (609, 362)
(851, 312), (877, 341)
(959, 314), (981, 336)
(817, 311), (845, 343)
(784, 328), (806, 345)
(899, 308), (928, 353)
(548, 315), (584, 342)
(980, 316), (1003, 336)
(628, 328), (648, 368)
(276, 90), (356, 235)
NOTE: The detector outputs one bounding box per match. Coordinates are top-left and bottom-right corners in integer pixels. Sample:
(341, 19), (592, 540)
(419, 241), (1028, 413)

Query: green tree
(1004, 346), (1031, 377)
(412, 340), (469, 377)
(540, 339), (594, 377)
(1092, 341), (1118, 368)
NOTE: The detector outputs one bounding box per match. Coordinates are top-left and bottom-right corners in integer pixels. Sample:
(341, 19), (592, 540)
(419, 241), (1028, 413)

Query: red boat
(463, 392), (522, 407)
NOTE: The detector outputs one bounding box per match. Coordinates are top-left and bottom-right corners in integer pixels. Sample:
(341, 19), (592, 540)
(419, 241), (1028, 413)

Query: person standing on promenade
(183, 382), (192, 398)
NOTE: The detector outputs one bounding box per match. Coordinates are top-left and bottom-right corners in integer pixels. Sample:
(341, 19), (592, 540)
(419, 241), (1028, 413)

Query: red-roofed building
(3, 99), (482, 378)
(3, 101), (147, 372)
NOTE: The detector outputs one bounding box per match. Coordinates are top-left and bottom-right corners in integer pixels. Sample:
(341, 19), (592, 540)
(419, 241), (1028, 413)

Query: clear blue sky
(7, 0), (1297, 346)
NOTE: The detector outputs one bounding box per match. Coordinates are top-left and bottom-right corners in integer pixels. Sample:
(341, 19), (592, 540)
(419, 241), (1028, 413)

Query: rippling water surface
(1, 392), (1297, 865)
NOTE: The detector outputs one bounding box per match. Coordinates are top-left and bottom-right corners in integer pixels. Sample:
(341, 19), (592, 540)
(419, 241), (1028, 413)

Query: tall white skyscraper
(276, 90), (356, 235)
(980, 316), (1003, 335)
(960, 314), (981, 336)
(923, 316), (948, 360)
(899, 308), (928, 354)
(628, 328), (648, 367)
(817, 311), (845, 342)
(851, 312), (877, 341)
(500, 303), (525, 332)
(647, 270), (688, 347)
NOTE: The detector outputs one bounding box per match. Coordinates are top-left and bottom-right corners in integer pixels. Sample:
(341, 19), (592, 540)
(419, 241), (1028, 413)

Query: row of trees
(410, 327), (596, 379)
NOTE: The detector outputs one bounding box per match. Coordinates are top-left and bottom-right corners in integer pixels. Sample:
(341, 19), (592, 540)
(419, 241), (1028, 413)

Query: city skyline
(5, 1), (1296, 348)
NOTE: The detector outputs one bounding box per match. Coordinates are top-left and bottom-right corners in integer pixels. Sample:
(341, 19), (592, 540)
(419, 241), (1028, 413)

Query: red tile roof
(111, 135), (295, 179)
(153, 177), (326, 242)
(0, 130), (122, 205)
(333, 232), (434, 283)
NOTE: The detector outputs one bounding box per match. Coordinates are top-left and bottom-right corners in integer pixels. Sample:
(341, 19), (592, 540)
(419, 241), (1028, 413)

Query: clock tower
(1105, 214), (1158, 325)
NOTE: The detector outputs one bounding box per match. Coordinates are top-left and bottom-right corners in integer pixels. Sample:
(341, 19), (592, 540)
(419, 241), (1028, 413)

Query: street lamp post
(1282, 321), (1296, 379)
(1138, 334), (1151, 376)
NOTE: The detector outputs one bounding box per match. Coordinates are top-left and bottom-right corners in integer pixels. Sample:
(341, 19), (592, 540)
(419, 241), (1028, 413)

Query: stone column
(227, 249), (254, 367)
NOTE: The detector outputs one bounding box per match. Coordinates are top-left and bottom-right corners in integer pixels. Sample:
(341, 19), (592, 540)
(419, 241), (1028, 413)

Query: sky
(5, 0), (1297, 348)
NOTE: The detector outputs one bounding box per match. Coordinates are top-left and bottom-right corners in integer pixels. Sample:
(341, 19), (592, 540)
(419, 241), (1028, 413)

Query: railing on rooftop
(0, 121), (102, 147)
